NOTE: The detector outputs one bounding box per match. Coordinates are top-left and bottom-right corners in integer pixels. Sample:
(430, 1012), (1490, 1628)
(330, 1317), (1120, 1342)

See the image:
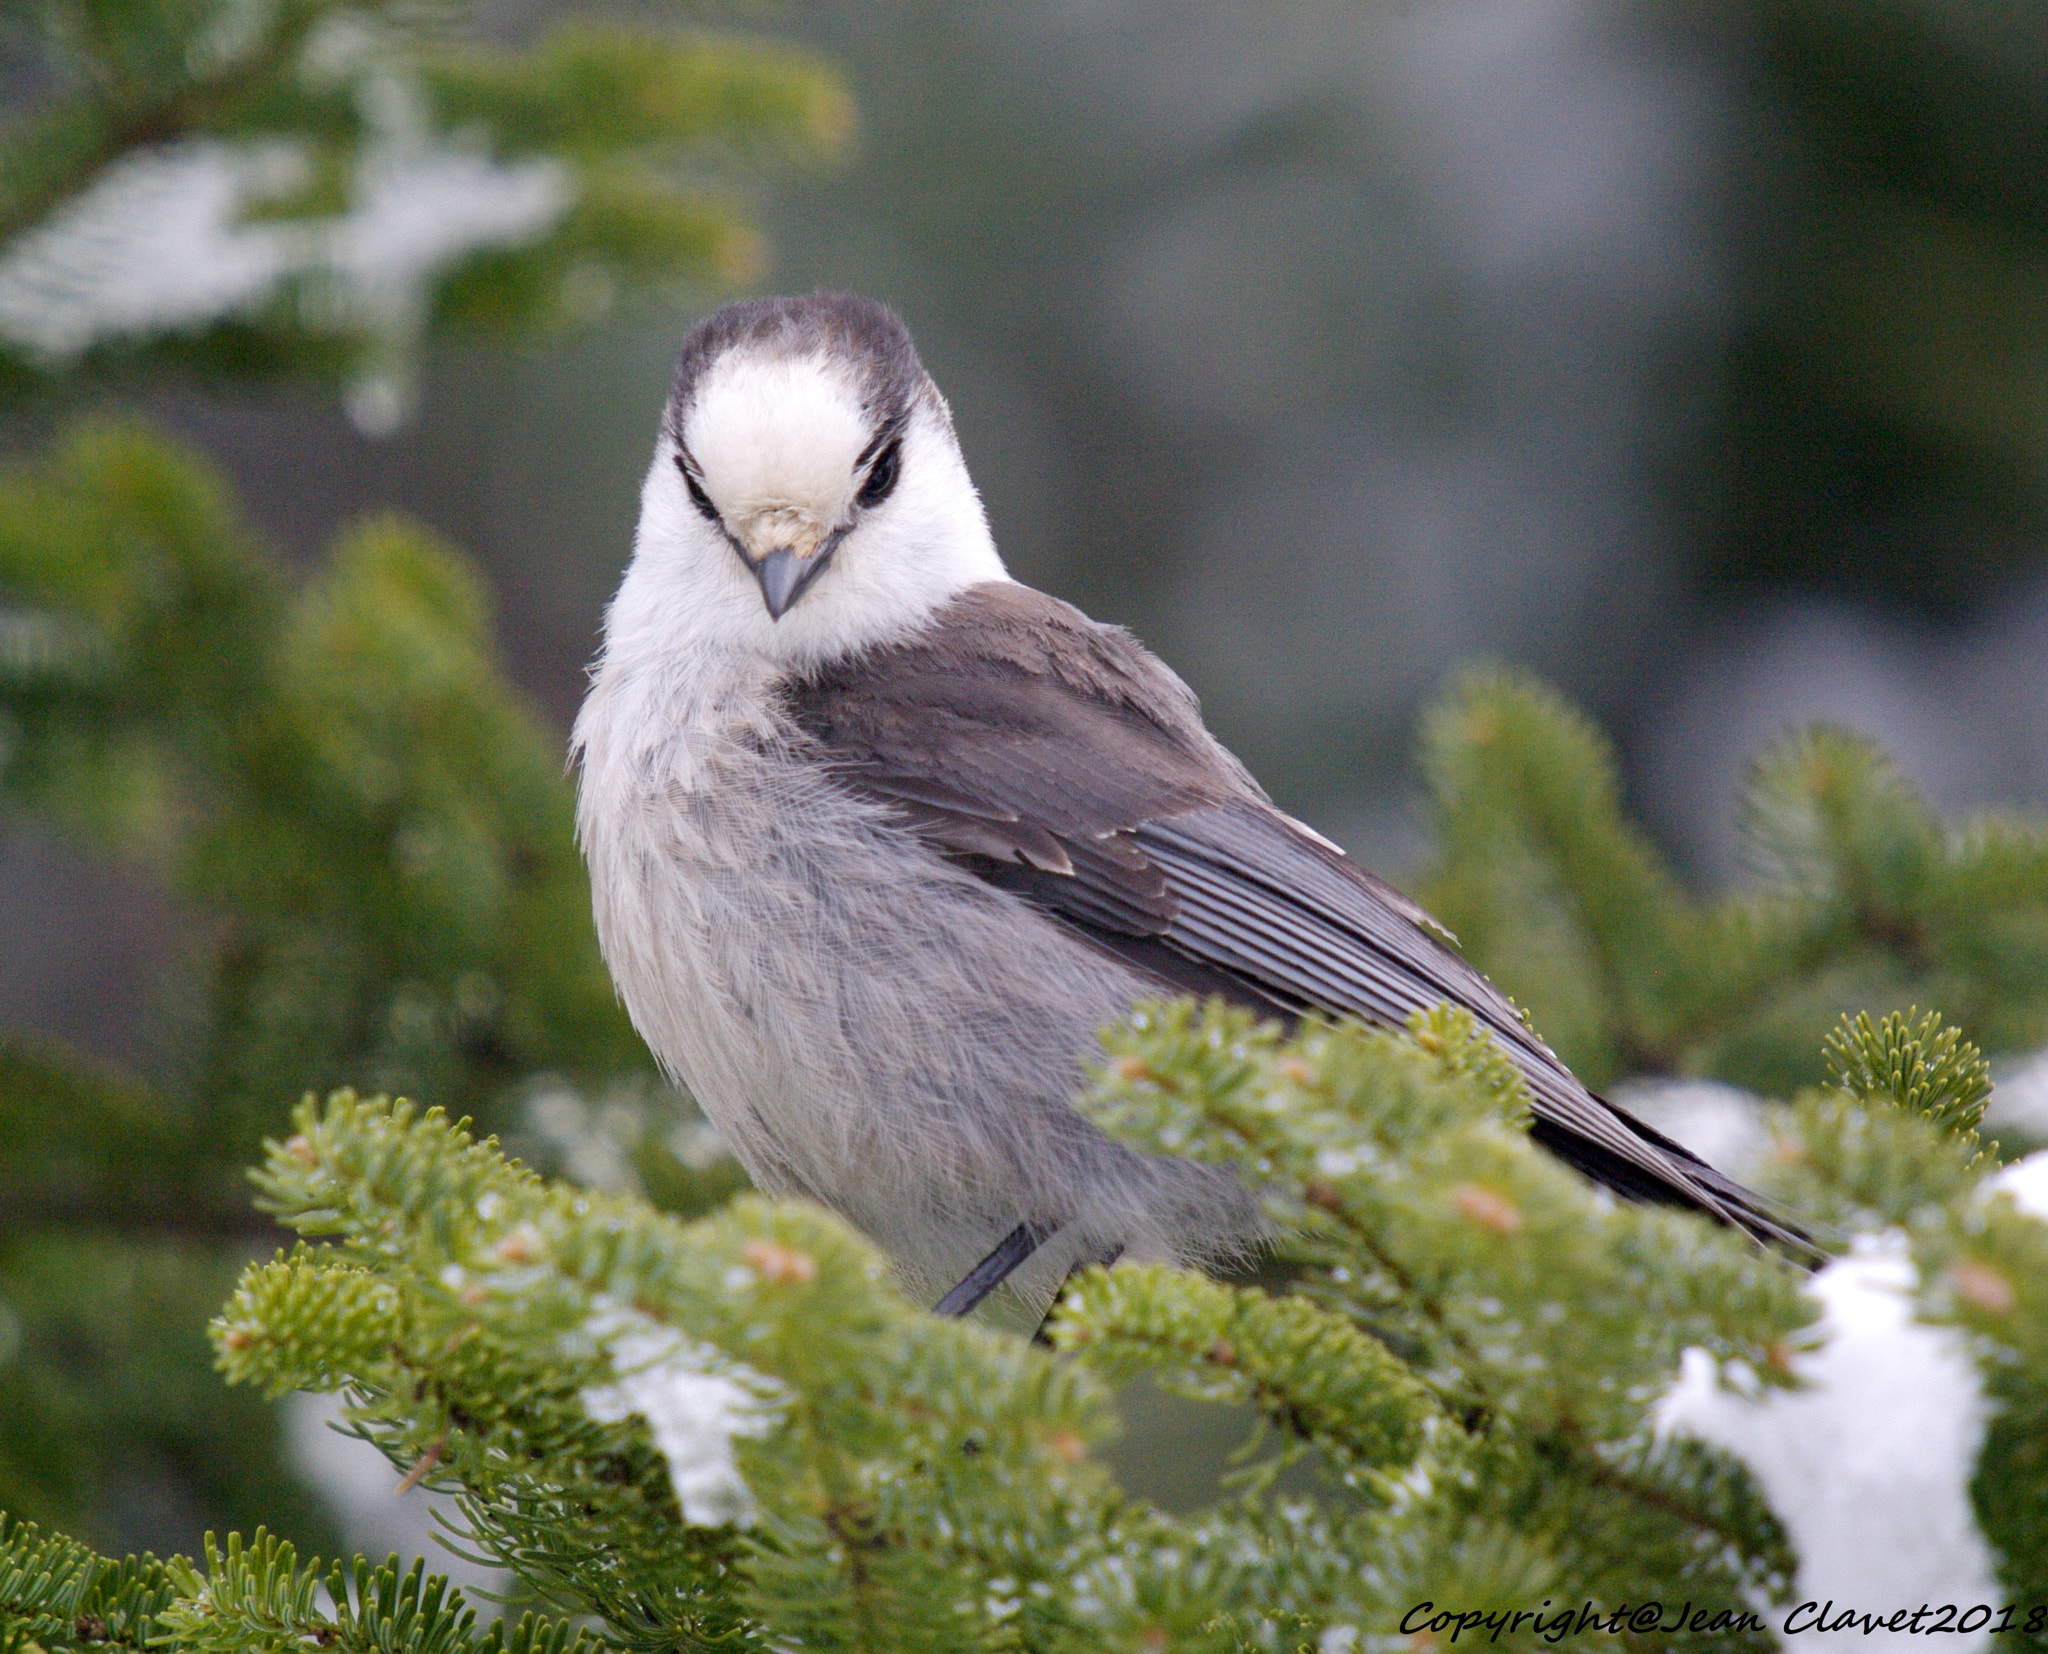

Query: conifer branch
(1824, 1007), (1994, 1141)
(1048, 1262), (1434, 1482)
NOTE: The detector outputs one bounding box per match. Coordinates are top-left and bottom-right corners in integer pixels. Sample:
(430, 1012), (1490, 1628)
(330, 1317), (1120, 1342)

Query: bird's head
(627, 292), (1006, 666)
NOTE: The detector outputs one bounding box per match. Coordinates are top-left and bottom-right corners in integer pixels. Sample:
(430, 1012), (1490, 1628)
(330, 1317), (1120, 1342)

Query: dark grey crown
(663, 292), (932, 450)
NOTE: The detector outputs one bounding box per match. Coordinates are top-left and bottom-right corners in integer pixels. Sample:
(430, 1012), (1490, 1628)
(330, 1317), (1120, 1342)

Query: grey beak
(754, 548), (807, 620)
(748, 530), (846, 620)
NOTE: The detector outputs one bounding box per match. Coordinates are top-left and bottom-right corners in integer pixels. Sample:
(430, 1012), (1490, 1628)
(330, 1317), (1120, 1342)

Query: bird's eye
(675, 455), (719, 523)
(856, 440), (901, 509)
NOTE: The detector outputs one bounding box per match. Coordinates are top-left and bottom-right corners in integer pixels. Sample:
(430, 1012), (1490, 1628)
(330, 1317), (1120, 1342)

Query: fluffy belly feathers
(582, 739), (1231, 1301)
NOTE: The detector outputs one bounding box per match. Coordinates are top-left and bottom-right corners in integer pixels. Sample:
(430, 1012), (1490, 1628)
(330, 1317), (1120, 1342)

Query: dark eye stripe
(675, 454), (719, 522)
(857, 440), (901, 509)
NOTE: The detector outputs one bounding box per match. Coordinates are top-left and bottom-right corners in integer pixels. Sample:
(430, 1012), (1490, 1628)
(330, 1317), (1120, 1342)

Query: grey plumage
(575, 630), (1260, 1309)
(573, 291), (1803, 1320)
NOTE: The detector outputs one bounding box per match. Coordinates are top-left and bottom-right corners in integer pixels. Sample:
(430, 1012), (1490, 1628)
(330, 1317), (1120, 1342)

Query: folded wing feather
(788, 581), (1809, 1252)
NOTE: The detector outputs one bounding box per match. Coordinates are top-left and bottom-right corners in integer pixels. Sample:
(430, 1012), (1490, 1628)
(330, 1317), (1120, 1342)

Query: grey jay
(573, 292), (1799, 1318)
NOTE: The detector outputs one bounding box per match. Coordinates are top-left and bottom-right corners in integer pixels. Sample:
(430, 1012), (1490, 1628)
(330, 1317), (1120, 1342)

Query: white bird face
(624, 295), (1008, 669)
(679, 348), (897, 620)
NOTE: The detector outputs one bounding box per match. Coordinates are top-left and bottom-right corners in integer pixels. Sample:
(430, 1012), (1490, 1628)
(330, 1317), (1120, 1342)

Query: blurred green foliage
(0, 0), (845, 413)
(1419, 668), (2048, 1097)
(0, 419), (741, 1552)
(1713, 1), (2048, 617)
(1, 419), (639, 1167)
(0, 0), (835, 1559)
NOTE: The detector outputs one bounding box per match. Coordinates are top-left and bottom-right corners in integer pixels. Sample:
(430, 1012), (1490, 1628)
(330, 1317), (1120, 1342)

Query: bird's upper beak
(746, 527), (847, 621)
(752, 548), (808, 620)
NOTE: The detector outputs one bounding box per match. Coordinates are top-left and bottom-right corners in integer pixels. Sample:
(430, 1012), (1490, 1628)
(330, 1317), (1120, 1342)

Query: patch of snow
(1607, 1078), (1770, 1183)
(1656, 1236), (1997, 1650)
(579, 1300), (783, 1528)
(1988, 1051), (2048, 1141)
(525, 1083), (643, 1194)
(0, 141), (312, 357)
(1988, 1148), (2048, 1220)
(0, 72), (570, 435)
(521, 1078), (733, 1195)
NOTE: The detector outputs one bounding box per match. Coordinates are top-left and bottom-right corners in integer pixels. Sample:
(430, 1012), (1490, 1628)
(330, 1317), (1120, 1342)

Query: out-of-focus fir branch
(417, 28), (851, 165)
(1, 2), (848, 418)
(1419, 667), (1695, 1076)
(1417, 669), (2048, 1098)
(1739, 727), (1940, 962)
(0, 0), (331, 247)
(0, 421), (650, 1139)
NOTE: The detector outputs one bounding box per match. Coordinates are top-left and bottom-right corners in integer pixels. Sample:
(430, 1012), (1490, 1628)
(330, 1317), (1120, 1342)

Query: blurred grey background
(10, 0), (2048, 1066)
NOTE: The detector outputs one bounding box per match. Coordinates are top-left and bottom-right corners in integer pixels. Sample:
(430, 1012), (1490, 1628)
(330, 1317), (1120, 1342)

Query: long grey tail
(1532, 1098), (1826, 1267)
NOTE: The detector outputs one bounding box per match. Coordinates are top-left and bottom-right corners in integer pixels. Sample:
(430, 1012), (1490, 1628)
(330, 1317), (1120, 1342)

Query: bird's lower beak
(748, 532), (843, 620)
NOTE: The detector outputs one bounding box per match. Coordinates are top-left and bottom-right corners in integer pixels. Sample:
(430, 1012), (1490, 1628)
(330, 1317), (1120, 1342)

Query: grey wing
(787, 583), (1811, 1252)
(1130, 804), (1812, 1245)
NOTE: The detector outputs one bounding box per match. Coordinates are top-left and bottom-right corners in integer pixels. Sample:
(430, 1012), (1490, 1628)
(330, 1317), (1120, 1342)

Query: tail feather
(1531, 1097), (1824, 1266)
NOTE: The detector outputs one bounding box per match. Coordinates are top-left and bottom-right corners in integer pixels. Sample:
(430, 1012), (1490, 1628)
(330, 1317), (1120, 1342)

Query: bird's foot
(933, 1222), (1047, 1316)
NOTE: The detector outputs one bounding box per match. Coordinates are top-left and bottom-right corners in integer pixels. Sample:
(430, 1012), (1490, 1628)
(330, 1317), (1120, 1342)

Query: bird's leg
(1031, 1243), (1124, 1346)
(933, 1222), (1047, 1317)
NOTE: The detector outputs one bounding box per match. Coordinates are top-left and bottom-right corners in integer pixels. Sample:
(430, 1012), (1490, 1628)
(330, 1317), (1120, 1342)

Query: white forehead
(680, 348), (872, 509)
